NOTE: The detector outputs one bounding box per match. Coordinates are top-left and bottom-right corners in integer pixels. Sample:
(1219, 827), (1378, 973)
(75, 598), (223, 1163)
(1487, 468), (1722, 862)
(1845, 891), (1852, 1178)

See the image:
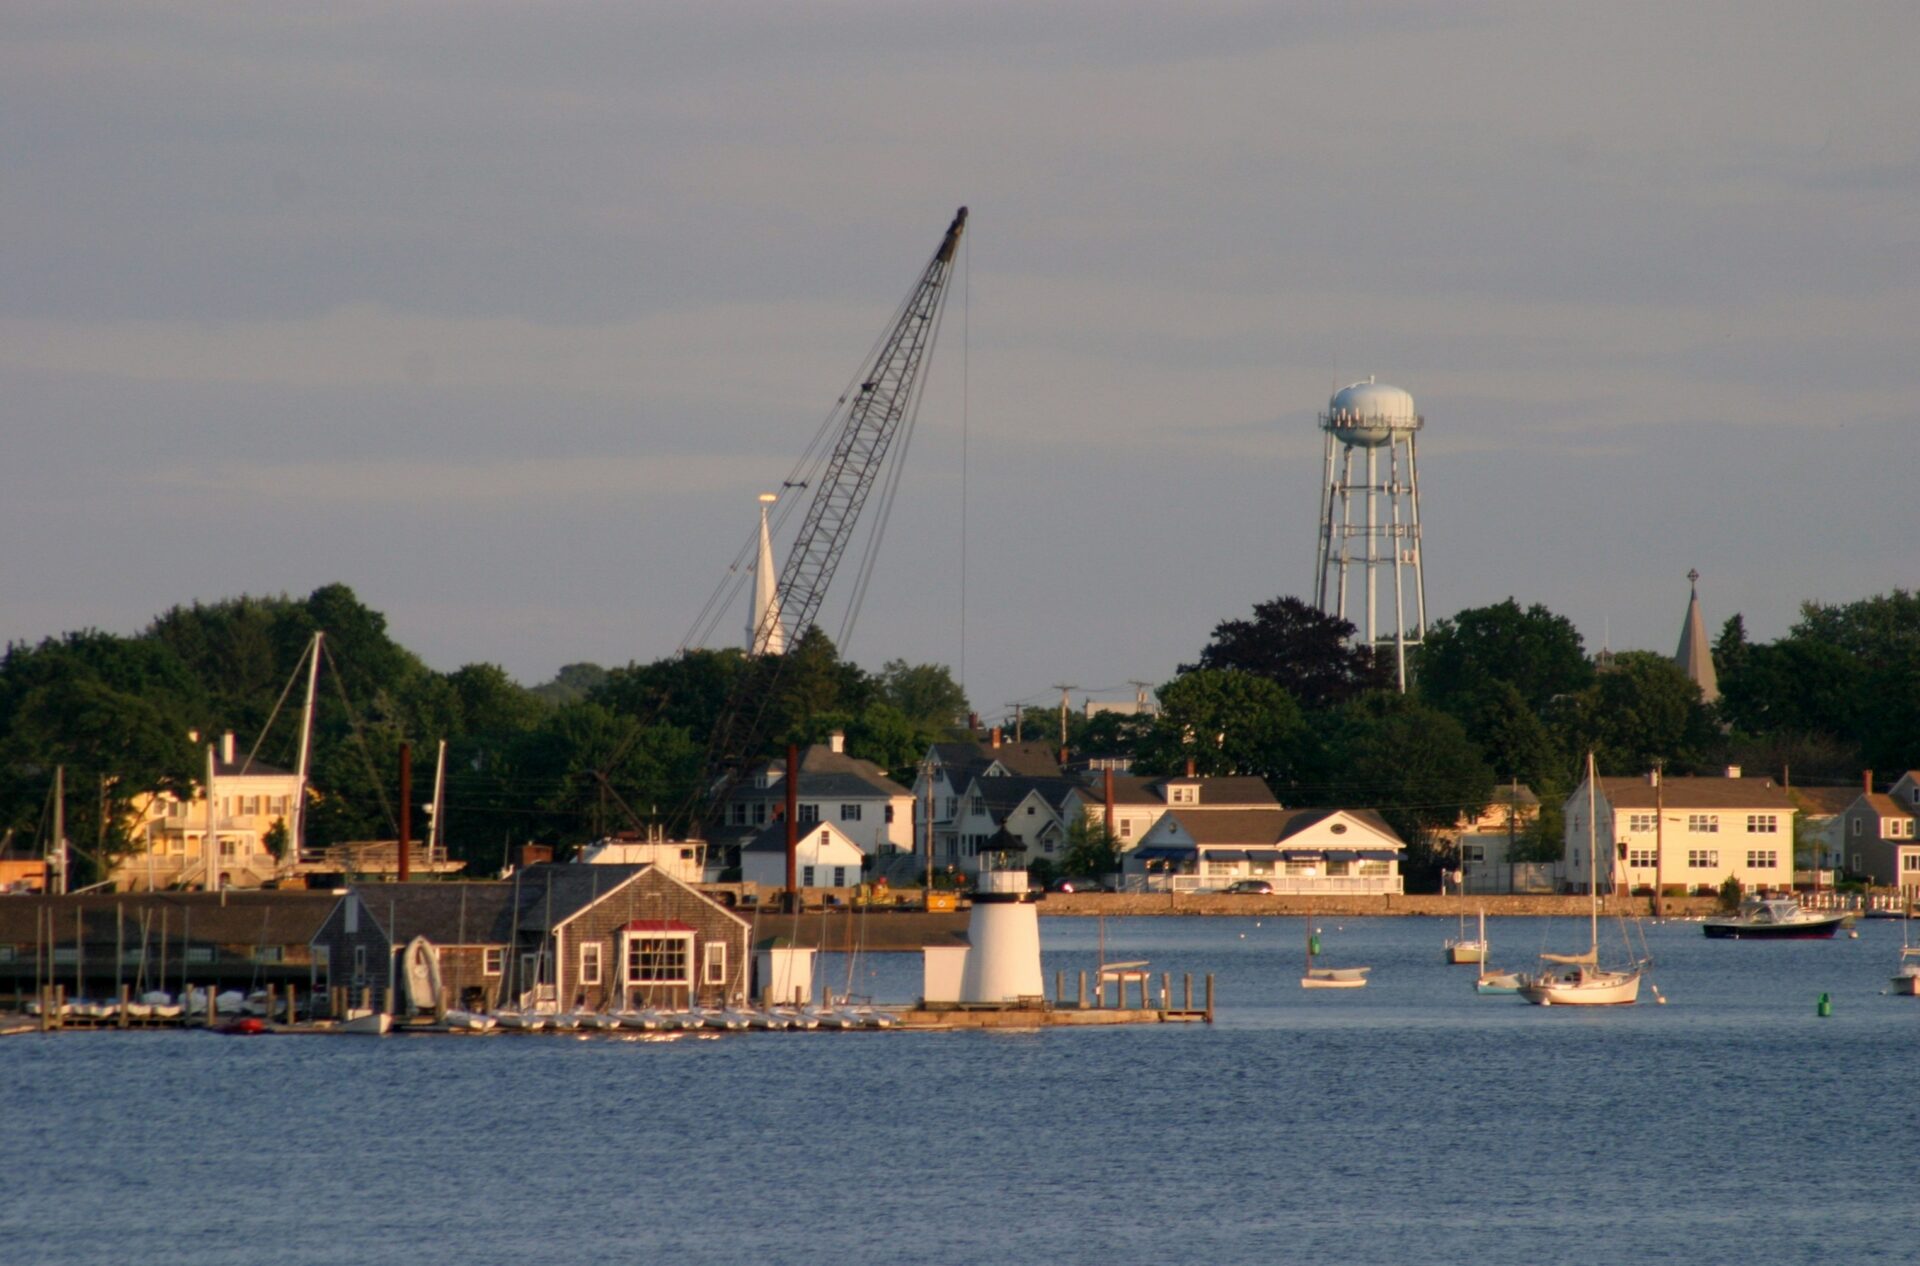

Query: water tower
(1313, 377), (1426, 691)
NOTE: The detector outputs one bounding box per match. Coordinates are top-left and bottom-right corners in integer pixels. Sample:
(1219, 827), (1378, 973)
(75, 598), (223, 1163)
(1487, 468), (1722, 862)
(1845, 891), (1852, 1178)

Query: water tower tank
(1320, 378), (1421, 449)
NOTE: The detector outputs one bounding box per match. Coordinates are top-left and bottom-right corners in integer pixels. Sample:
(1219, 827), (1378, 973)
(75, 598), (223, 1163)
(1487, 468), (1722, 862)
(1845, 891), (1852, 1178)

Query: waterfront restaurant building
(1123, 808), (1405, 894)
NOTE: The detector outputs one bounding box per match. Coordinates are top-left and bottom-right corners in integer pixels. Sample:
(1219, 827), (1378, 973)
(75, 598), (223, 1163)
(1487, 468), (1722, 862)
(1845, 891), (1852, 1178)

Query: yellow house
(114, 732), (306, 892)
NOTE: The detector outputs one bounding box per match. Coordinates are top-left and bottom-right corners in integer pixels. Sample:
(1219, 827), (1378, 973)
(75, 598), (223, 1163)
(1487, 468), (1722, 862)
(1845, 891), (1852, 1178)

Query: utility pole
(1128, 680), (1155, 713)
(1051, 683), (1077, 752)
(50, 765), (67, 896)
(1004, 705), (1022, 744)
(1653, 761), (1666, 919)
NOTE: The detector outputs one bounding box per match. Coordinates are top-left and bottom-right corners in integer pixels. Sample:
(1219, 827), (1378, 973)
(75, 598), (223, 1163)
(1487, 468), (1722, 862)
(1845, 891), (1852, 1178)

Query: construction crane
(679, 206), (969, 828)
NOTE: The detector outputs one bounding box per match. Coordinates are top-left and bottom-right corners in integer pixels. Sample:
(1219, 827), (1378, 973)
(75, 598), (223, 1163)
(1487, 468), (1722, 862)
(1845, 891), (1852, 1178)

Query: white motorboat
(340, 1008), (391, 1035)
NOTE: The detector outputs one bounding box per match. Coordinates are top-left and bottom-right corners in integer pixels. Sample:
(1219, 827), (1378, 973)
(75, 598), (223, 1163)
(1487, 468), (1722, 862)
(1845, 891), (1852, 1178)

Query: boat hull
(1302, 968), (1370, 989)
(1474, 972), (1523, 995)
(1702, 917), (1842, 940)
(1445, 941), (1488, 964)
(1890, 973), (1920, 997)
(1519, 969), (1641, 1007)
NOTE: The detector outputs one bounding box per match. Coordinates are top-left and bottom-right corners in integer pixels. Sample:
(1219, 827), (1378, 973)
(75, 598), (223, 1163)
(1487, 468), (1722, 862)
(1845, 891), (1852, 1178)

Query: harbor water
(4, 914), (1913, 1265)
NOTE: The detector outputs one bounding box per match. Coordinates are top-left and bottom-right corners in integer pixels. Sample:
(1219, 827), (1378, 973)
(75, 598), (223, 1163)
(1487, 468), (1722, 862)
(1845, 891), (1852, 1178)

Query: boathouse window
(1851, 818), (1862, 837)
(1628, 813), (1656, 832)
(580, 942), (602, 986)
(1746, 850), (1777, 868)
(1746, 815), (1778, 833)
(625, 935), (690, 985)
(841, 804), (862, 821)
(352, 945), (367, 986)
(482, 948), (502, 977)
(1687, 815), (1719, 833)
(703, 942), (727, 985)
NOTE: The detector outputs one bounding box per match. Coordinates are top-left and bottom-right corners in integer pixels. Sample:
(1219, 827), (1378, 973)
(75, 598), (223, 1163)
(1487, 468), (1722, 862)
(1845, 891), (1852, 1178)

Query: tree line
(2, 583), (1912, 886)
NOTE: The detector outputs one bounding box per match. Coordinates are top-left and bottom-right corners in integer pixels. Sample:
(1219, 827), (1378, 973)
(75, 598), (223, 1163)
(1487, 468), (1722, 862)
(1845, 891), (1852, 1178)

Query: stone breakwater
(1039, 893), (1723, 919)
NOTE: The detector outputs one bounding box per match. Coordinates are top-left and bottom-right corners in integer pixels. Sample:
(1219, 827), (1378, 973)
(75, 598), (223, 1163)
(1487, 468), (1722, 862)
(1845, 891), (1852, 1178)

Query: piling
(1183, 973), (1193, 1012)
(118, 984), (130, 1029)
(1161, 973), (1170, 1010)
(1204, 974), (1214, 1023)
(1077, 971), (1088, 1010)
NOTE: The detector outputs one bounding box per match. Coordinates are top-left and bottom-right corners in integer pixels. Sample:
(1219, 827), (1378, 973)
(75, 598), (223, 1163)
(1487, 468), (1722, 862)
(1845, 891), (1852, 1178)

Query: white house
(713, 733), (914, 862)
(740, 820), (867, 891)
(910, 737), (1062, 863)
(946, 775), (1080, 873)
(113, 731), (306, 892)
(1565, 769), (1798, 896)
(1062, 773), (1280, 858)
(1124, 807), (1405, 894)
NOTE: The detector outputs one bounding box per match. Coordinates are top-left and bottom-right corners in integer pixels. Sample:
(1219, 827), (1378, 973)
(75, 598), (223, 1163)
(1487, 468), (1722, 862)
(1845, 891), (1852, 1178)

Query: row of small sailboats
(418, 1002), (902, 1035)
(27, 986), (273, 1022)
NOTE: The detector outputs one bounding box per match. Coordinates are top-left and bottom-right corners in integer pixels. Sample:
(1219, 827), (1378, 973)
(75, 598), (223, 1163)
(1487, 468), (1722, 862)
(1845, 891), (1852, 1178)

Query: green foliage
(1718, 874), (1743, 912)
(874, 660), (968, 731)
(531, 662), (608, 705)
(1312, 692), (1496, 860)
(1553, 651), (1717, 776)
(1418, 599), (1592, 715)
(1135, 670), (1307, 784)
(263, 817), (289, 862)
(1058, 809), (1119, 879)
(1185, 595), (1384, 710)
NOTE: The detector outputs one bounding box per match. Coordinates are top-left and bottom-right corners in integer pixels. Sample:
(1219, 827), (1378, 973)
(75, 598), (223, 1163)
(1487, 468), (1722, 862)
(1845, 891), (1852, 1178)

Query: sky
(5, 2), (1917, 722)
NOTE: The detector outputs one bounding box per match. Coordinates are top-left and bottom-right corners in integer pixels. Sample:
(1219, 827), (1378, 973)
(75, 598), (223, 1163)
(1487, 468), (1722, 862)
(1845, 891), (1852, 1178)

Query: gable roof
(1788, 786), (1859, 817)
(928, 739), (1062, 779)
(740, 819), (866, 856)
(347, 882), (520, 945)
(738, 745), (910, 800)
(1155, 807), (1403, 849)
(963, 775), (1082, 818)
(1852, 793), (1919, 821)
(1595, 776), (1793, 812)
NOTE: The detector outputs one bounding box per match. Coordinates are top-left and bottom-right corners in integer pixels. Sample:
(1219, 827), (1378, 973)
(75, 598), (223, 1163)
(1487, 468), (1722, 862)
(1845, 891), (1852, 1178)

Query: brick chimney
(990, 727), (1001, 749)
(1866, 769), (1875, 795)
(1725, 765), (1741, 779)
(1185, 757), (1196, 778)
(221, 731), (236, 765)
(829, 730), (845, 755)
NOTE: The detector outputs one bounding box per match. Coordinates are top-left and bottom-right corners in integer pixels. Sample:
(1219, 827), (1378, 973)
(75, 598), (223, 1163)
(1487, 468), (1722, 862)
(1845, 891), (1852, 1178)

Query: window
(1851, 818), (1862, 837)
(802, 865), (816, 886)
(1628, 849), (1657, 868)
(483, 948), (503, 977)
(729, 803), (748, 826)
(1745, 850), (1777, 868)
(1119, 819), (1133, 838)
(1284, 861), (1316, 875)
(841, 804), (862, 821)
(797, 804), (819, 825)
(1358, 861), (1390, 876)
(351, 945), (367, 986)
(704, 941), (728, 985)
(1461, 843), (1486, 863)
(580, 942), (603, 986)
(625, 936), (690, 984)
(312, 948), (331, 990)
(1025, 805), (1035, 815)
(1903, 854), (1920, 873)
(219, 838), (236, 858)
(1746, 815), (1778, 834)
(832, 866), (847, 886)
(1169, 786), (1198, 805)
(945, 797), (958, 819)
(885, 805), (895, 824)
(1324, 860), (1351, 877)
(752, 802), (768, 825)
(1205, 859), (1238, 876)
(1687, 850), (1719, 869)
(1688, 815), (1719, 833)
(1628, 813), (1656, 832)
(254, 947), (283, 964)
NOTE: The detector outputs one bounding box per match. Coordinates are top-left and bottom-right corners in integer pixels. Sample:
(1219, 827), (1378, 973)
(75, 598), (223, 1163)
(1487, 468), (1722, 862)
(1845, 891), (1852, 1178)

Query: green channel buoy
(1308, 933), (1322, 956)
(1817, 992), (1832, 1017)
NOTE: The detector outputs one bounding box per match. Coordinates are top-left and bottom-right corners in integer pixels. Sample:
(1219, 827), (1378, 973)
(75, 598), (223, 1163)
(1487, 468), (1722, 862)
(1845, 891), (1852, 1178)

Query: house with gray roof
(1060, 773), (1281, 858)
(1837, 772), (1920, 895)
(1124, 807), (1405, 894)
(947, 774), (1083, 873)
(1565, 770), (1797, 896)
(711, 732), (914, 866)
(910, 736), (1065, 864)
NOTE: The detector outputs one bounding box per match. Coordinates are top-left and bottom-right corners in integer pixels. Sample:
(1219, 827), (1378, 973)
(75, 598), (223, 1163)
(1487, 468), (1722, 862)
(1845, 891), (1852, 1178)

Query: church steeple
(749, 493), (786, 656)
(1675, 568), (1718, 704)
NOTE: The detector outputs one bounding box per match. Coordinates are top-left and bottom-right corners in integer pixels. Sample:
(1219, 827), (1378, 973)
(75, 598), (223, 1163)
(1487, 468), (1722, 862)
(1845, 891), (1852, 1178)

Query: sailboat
(1471, 911), (1523, 994)
(1892, 910), (1920, 996)
(1301, 913), (1369, 989)
(1519, 754), (1643, 1007)
(1444, 902), (1488, 964)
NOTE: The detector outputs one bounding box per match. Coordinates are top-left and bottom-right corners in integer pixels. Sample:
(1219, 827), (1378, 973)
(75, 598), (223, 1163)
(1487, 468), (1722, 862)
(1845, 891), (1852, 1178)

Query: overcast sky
(5, 2), (1916, 720)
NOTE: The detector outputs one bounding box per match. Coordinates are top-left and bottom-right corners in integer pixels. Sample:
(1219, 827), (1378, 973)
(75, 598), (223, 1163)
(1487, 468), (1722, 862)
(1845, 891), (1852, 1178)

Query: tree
(1552, 651), (1716, 776)
(1452, 680), (1562, 790)
(874, 660), (968, 731)
(1135, 670), (1306, 785)
(1185, 595), (1383, 710)
(1417, 599), (1592, 716)
(1058, 809), (1119, 879)
(531, 662), (608, 705)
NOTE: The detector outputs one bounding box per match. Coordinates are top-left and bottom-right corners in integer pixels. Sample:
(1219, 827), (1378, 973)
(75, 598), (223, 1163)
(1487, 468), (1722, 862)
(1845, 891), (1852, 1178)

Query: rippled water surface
(4, 914), (1913, 1265)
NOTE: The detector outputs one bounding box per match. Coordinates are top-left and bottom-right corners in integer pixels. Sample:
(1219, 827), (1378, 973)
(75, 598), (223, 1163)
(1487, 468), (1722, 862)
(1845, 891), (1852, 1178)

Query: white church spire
(749, 493), (786, 656)
(1675, 568), (1718, 704)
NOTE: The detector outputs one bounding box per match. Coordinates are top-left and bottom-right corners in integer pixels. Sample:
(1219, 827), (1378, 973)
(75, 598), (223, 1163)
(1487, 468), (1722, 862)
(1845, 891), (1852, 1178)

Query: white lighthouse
(957, 834), (1045, 1005)
(748, 492), (786, 656)
(1313, 377), (1427, 691)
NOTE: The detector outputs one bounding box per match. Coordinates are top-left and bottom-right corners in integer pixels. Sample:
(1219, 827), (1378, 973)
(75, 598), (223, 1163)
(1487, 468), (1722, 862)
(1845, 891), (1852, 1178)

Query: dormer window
(1169, 785), (1198, 805)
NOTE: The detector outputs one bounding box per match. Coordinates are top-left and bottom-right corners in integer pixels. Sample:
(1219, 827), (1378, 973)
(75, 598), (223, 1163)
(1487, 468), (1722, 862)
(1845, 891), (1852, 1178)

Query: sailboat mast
(290, 631), (323, 866)
(428, 739), (448, 864)
(1587, 751), (1600, 955)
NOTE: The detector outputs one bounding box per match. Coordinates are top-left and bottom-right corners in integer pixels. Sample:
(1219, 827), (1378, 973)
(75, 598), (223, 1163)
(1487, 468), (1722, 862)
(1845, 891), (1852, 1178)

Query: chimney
(967, 711), (980, 733)
(1725, 765), (1741, 779)
(516, 842), (552, 868)
(1185, 757), (1196, 779)
(990, 727), (1001, 749)
(1866, 769), (1875, 795)
(221, 732), (236, 765)
(1648, 769), (1660, 787)
(829, 730), (845, 755)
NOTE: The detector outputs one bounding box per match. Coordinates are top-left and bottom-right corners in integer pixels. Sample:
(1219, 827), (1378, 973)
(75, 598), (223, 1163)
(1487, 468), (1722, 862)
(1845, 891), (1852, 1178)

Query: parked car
(1050, 877), (1112, 893)
(1224, 879), (1274, 895)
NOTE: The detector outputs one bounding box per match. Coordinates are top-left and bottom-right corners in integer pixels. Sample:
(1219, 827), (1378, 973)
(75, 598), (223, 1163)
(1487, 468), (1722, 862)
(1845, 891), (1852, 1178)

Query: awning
(1203, 849), (1249, 863)
(1356, 850), (1398, 861)
(1324, 850), (1358, 862)
(1132, 846), (1196, 862)
(1245, 849), (1282, 863)
(1280, 849), (1320, 861)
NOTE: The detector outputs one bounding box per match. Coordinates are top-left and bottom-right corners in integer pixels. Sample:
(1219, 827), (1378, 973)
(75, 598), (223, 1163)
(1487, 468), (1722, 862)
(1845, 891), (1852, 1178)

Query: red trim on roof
(622, 919), (695, 933)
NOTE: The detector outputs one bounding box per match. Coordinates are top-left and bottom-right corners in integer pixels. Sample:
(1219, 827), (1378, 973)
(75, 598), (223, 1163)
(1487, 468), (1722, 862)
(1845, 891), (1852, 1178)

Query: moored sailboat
(1519, 754), (1643, 1007)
